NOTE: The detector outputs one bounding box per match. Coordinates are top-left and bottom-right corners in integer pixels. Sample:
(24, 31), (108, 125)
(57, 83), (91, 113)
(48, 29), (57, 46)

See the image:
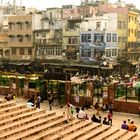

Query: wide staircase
(0, 99), (139, 140)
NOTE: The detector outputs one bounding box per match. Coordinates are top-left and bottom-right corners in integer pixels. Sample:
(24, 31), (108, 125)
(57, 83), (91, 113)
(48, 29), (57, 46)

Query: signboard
(75, 95), (79, 103)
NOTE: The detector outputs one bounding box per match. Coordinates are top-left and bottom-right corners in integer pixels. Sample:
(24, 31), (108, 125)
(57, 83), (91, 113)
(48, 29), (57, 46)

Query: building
(34, 19), (64, 61)
(62, 19), (80, 61)
(80, 14), (118, 62)
(127, 10), (139, 61)
(8, 14), (36, 62)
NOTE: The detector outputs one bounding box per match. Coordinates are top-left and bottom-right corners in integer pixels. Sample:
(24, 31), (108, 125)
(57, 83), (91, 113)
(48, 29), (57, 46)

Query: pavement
(1, 95), (140, 134)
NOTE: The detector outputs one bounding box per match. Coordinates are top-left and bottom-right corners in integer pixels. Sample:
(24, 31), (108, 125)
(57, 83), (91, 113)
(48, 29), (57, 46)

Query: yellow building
(117, 14), (128, 57)
(127, 11), (138, 61)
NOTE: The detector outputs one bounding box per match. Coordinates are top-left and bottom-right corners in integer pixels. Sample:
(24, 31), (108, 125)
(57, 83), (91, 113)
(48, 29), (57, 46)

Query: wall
(114, 100), (140, 114)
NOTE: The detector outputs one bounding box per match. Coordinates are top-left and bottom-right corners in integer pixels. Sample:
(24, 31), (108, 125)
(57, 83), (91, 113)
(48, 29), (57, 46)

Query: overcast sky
(4, 0), (140, 10)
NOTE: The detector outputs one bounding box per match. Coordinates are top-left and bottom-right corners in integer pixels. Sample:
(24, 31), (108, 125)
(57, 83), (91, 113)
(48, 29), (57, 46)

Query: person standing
(36, 94), (41, 108)
(48, 91), (53, 110)
(107, 111), (113, 126)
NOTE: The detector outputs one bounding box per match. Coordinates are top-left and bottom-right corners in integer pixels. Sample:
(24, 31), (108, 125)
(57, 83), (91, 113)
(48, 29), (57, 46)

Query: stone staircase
(0, 100), (139, 140)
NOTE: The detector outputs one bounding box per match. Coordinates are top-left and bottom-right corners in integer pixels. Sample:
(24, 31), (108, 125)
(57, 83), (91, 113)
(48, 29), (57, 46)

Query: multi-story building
(62, 19), (80, 61)
(34, 18), (64, 61)
(80, 14), (118, 61)
(0, 33), (8, 60)
(45, 8), (62, 20)
(62, 4), (96, 19)
(8, 14), (42, 62)
(104, 13), (127, 58)
(127, 10), (138, 61)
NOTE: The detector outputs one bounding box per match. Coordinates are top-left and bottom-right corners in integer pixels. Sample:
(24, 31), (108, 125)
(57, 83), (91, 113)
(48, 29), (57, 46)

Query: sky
(4, 0), (140, 10)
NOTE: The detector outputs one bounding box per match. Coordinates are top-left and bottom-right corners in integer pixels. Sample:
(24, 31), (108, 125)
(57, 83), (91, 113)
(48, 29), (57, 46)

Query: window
(77, 9), (80, 14)
(135, 17), (137, 23)
(135, 29), (137, 36)
(107, 33), (111, 42)
(17, 35), (23, 42)
(9, 36), (15, 42)
(112, 49), (117, 56)
(28, 48), (32, 55)
(129, 16), (130, 22)
(122, 37), (127, 42)
(11, 48), (16, 55)
(19, 48), (25, 55)
(71, 10), (74, 14)
(25, 35), (31, 41)
(118, 37), (121, 42)
(94, 33), (104, 43)
(106, 49), (111, 57)
(81, 34), (91, 43)
(123, 21), (127, 29)
(112, 34), (117, 42)
(42, 33), (46, 37)
(68, 37), (78, 44)
(118, 21), (121, 29)
(131, 29), (133, 34)
(43, 39), (46, 43)
(96, 22), (101, 30)
(129, 29), (130, 36)
(25, 22), (30, 29)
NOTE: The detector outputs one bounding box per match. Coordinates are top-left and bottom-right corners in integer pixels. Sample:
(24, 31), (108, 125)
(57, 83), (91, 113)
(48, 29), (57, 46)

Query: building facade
(8, 15), (34, 62)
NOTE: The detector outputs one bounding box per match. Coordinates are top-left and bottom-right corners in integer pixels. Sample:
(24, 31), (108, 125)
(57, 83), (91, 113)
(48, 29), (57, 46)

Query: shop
(70, 77), (93, 107)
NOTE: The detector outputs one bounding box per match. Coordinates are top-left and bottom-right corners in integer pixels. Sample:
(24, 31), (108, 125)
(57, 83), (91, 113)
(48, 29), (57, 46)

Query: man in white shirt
(78, 107), (86, 119)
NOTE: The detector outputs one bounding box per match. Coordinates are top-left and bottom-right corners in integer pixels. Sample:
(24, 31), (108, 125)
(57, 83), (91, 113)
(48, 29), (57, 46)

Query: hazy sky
(5, 0), (140, 10)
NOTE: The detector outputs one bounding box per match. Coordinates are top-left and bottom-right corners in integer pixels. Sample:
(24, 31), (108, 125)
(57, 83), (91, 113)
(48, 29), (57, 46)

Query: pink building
(62, 6), (97, 19)
(98, 4), (128, 16)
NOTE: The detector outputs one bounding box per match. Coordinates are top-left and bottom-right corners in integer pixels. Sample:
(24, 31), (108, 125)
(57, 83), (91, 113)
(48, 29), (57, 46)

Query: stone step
(24, 119), (82, 140)
(0, 104), (26, 115)
(105, 129), (128, 140)
(0, 101), (16, 109)
(131, 135), (140, 140)
(76, 124), (111, 140)
(5, 114), (65, 140)
(0, 109), (52, 134)
(118, 131), (138, 140)
(60, 122), (102, 140)
(0, 108), (47, 127)
(58, 120), (93, 138)
(0, 106), (35, 121)
(91, 126), (119, 140)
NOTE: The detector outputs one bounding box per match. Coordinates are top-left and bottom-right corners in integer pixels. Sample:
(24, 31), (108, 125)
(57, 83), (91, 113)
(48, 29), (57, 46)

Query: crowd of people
(63, 101), (138, 132)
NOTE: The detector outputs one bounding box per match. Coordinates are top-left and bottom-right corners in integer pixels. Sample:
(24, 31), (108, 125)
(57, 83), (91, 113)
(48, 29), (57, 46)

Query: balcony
(63, 28), (80, 36)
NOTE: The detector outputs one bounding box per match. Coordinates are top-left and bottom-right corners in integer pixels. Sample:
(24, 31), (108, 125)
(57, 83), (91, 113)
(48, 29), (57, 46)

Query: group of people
(27, 94), (41, 108)
(121, 119), (137, 132)
(5, 92), (19, 103)
(67, 102), (114, 126)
